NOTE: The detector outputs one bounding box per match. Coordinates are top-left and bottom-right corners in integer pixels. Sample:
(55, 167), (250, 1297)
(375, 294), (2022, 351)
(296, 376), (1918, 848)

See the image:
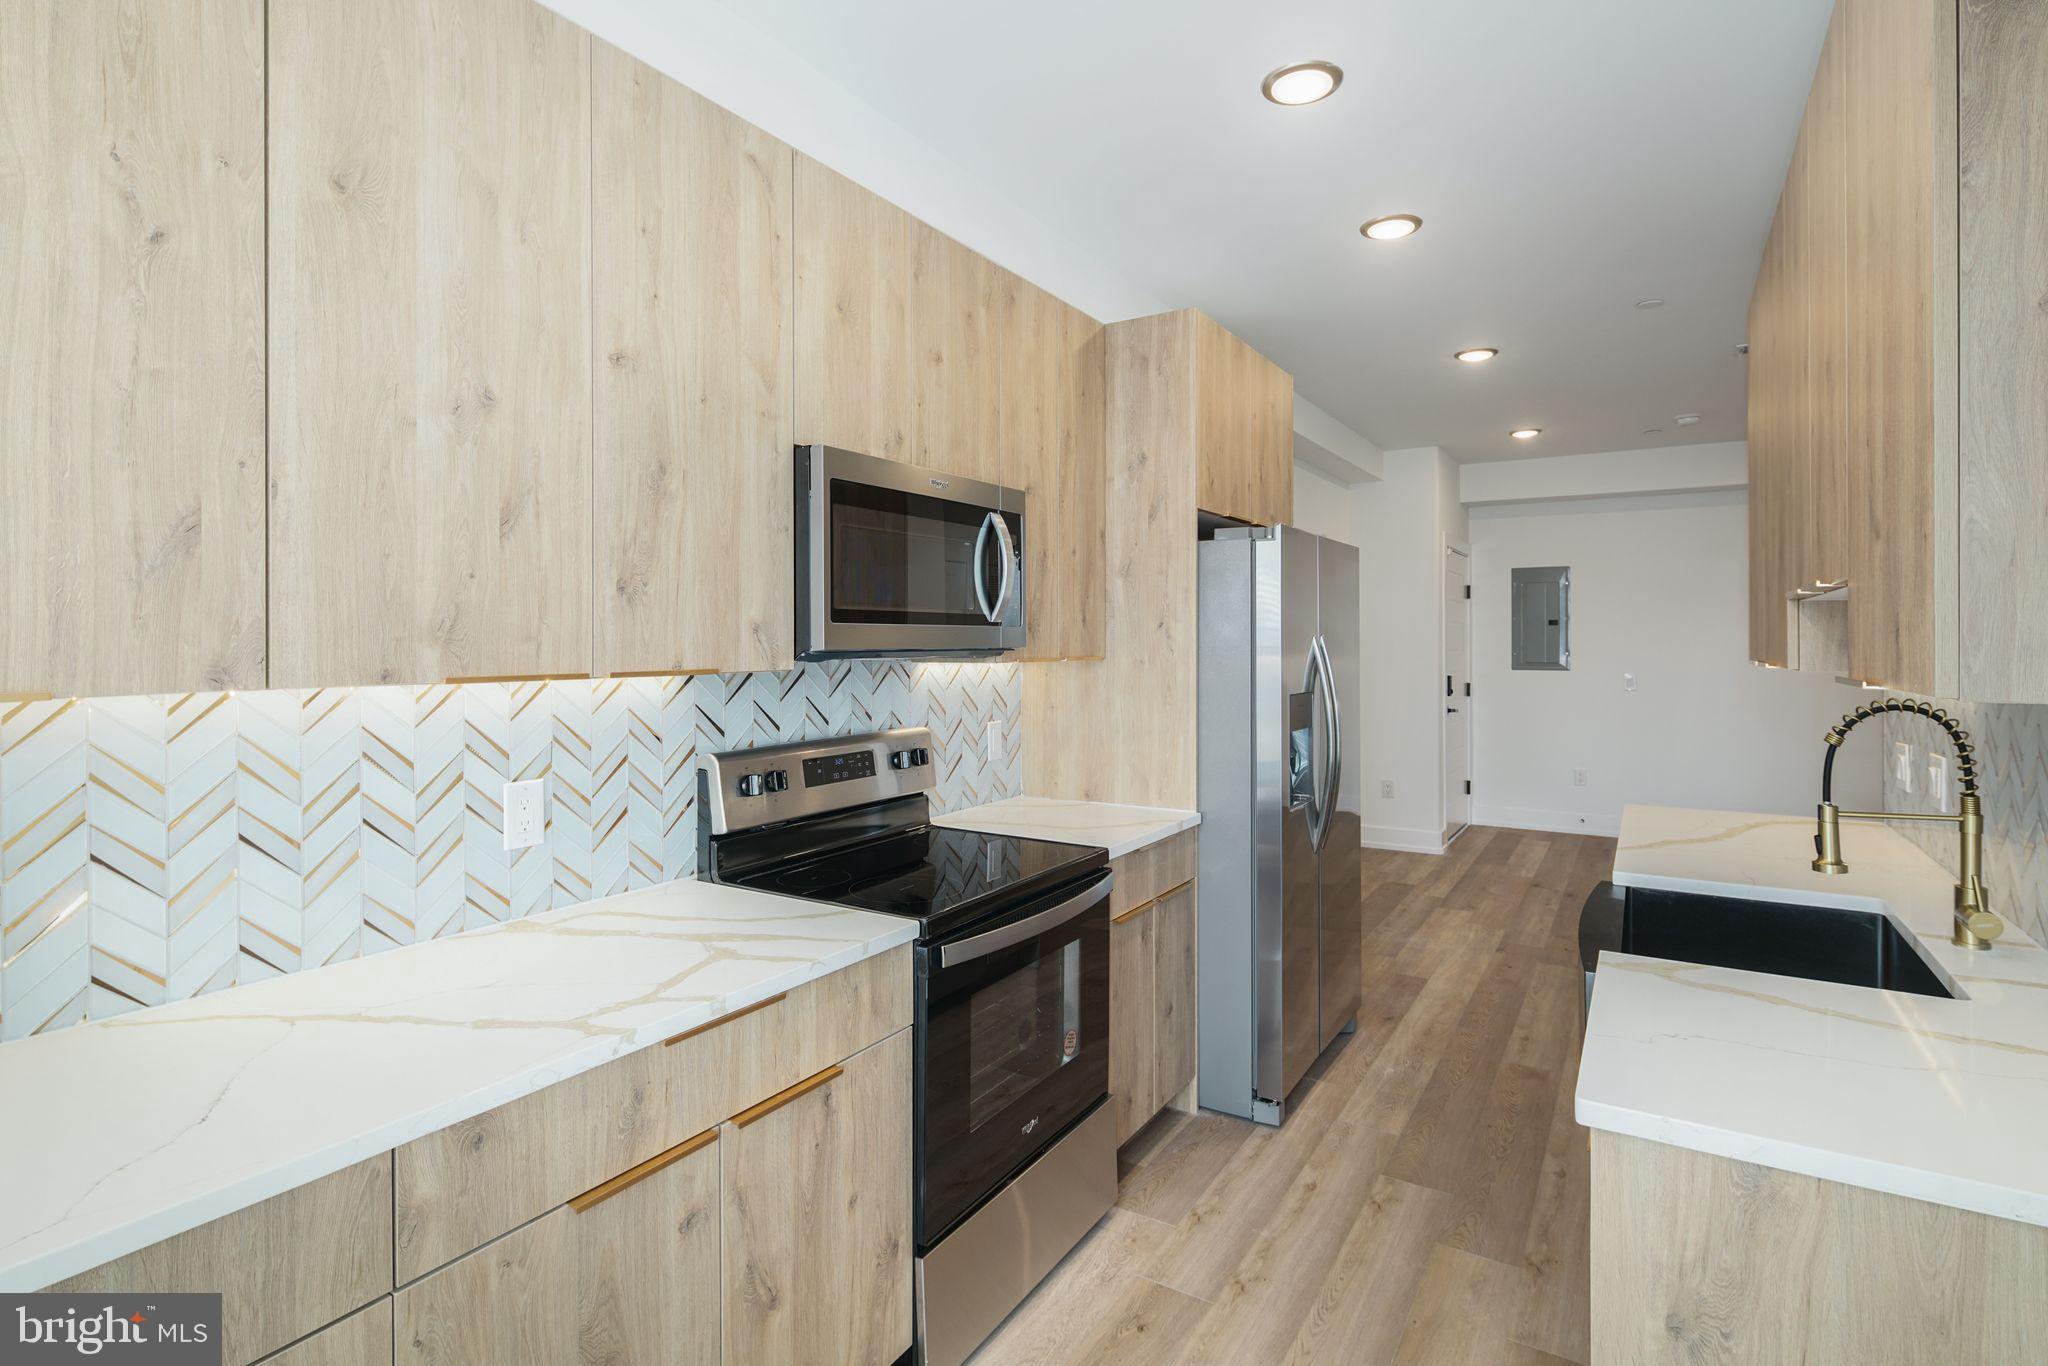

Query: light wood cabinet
(394, 1130), (720, 1366)
(1742, 0), (2039, 698)
(1109, 875), (1198, 1146)
(794, 155), (1000, 481)
(721, 1029), (914, 1366)
(51, 1156), (393, 1366)
(998, 270), (1108, 661)
(0, 0), (267, 698)
(1195, 313), (1294, 528)
(591, 43), (795, 676)
(267, 0), (593, 687)
(393, 943), (908, 1282)
(256, 1298), (392, 1366)
(1958, 0), (2048, 700)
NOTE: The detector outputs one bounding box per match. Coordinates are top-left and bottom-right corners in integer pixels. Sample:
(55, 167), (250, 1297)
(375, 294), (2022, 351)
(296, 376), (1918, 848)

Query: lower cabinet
(394, 1130), (721, 1366)
(1110, 877), (1198, 1146)
(722, 1028), (913, 1364)
(392, 1028), (911, 1366)
(257, 1298), (393, 1366)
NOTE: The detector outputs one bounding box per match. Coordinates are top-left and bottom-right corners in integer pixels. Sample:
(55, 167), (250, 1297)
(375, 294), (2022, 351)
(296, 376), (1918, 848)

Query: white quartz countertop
(933, 796), (1201, 859)
(0, 879), (916, 1290)
(1577, 804), (2048, 1226)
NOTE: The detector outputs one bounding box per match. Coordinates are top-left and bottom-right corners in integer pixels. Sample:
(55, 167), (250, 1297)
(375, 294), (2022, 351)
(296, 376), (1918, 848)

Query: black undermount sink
(1578, 882), (1957, 1006)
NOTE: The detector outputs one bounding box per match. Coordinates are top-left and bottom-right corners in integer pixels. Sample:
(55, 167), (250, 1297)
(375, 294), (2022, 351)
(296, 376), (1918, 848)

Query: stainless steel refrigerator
(1196, 525), (1361, 1125)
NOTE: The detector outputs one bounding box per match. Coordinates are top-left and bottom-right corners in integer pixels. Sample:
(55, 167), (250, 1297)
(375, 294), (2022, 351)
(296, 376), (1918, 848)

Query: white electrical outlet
(1573, 768), (1588, 787)
(1927, 752), (1950, 811)
(503, 779), (545, 851)
(1623, 673), (1637, 692)
(985, 719), (1002, 765)
(1892, 740), (1915, 792)
(1380, 779), (1395, 799)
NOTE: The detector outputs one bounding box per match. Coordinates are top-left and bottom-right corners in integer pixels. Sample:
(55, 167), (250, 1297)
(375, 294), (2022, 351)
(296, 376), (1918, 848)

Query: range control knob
(912, 747), (931, 767)
(763, 769), (789, 793)
(890, 750), (914, 771)
(735, 773), (766, 798)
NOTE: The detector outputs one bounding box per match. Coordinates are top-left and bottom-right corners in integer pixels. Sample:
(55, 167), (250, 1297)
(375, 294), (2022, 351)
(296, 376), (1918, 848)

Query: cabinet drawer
(394, 1127), (720, 1366)
(257, 1298), (392, 1366)
(51, 1155), (392, 1366)
(393, 944), (909, 1281)
(1109, 830), (1198, 919)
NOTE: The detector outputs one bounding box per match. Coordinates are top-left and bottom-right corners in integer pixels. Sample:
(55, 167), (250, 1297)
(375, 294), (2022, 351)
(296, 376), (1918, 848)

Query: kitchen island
(1578, 805), (2048, 1362)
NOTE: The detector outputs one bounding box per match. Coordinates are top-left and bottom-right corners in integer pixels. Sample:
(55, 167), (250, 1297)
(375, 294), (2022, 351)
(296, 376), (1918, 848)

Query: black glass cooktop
(724, 824), (1106, 940)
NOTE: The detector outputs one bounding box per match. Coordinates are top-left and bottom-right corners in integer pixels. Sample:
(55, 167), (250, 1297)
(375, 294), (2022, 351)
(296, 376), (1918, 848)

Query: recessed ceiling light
(1635, 298), (1665, 309)
(1675, 413), (1701, 425)
(1360, 214), (1422, 241)
(1643, 428), (1663, 435)
(1454, 347), (1499, 364)
(1510, 428), (1542, 440)
(1261, 60), (1344, 106)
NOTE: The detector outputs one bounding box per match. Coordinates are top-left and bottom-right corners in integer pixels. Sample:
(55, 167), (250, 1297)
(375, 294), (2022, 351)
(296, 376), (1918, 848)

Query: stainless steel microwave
(796, 445), (1026, 658)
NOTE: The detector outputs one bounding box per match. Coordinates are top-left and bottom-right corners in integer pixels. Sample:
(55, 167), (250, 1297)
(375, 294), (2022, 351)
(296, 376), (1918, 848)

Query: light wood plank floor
(972, 826), (1614, 1365)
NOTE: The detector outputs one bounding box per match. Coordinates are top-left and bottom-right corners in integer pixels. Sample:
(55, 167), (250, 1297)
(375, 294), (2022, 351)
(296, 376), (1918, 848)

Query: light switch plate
(985, 719), (1002, 766)
(504, 779), (545, 851)
(1573, 768), (1588, 787)
(1892, 740), (1915, 792)
(1623, 673), (1637, 692)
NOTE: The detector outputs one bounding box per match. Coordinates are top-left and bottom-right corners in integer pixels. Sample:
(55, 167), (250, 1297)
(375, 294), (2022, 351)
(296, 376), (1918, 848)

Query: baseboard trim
(1361, 825), (1447, 855)
(1471, 804), (1621, 837)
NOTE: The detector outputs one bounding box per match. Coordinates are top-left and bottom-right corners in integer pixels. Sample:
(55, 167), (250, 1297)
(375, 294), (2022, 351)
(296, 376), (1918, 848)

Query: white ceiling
(702, 0), (1831, 463)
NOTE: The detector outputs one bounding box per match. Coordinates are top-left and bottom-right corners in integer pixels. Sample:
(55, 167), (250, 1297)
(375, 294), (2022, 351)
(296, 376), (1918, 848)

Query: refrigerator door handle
(1300, 644), (1328, 838)
(1315, 633), (1343, 852)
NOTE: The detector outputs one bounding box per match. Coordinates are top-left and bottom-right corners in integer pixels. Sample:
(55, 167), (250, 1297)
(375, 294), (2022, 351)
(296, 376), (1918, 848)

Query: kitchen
(2, 1), (2045, 1364)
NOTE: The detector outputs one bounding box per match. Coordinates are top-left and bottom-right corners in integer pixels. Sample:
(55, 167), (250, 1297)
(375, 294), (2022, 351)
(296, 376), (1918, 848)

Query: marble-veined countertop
(0, 879), (916, 1290)
(933, 795), (1200, 859)
(1576, 804), (2048, 1225)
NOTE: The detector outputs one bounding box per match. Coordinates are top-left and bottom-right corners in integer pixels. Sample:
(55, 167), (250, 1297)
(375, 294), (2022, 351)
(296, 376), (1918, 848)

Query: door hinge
(1464, 584), (1471, 599)
(1445, 674), (1452, 697)
(1465, 780), (1471, 795)
(1464, 682), (1471, 697)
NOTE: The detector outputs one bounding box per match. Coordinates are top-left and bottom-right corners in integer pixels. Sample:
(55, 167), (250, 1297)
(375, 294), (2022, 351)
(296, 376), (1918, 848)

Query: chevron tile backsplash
(0, 662), (1020, 1039)
(1881, 698), (2048, 948)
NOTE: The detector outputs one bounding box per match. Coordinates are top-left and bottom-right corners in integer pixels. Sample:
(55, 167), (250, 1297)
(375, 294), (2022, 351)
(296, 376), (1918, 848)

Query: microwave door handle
(938, 875), (1111, 968)
(972, 512), (999, 623)
(990, 512), (1018, 619)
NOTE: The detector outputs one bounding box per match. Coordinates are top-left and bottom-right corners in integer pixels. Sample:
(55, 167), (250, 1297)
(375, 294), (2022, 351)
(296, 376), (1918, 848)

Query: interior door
(1443, 547), (1472, 839)
(1315, 536), (1362, 1048)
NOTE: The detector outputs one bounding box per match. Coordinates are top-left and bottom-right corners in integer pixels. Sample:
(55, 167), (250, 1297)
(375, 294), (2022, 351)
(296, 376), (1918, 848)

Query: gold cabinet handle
(569, 1127), (718, 1213)
(729, 1064), (843, 1129)
(443, 672), (590, 685)
(663, 992), (785, 1047)
(1111, 899), (1155, 925)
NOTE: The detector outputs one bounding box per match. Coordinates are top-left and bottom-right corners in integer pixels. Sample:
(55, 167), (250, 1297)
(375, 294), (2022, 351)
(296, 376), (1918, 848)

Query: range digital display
(802, 749), (876, 788)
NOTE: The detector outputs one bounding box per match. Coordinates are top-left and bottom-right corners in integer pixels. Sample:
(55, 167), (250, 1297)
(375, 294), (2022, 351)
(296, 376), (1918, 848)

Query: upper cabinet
(267, 0), (594, 687)
(1958, 0), (2048, 700)
(590, 43), (794, 676)
(997, 270), (1107, 661)
(1194, 313), (1294, 528)
(794, 156), (1000, 481)
(1745, 0), (2048, 702)
(1, 0), (267, 697)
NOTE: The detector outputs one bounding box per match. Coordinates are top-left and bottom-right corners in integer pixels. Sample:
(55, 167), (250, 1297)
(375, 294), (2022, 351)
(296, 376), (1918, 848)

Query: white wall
(1468, 489), (1878, 834)
(1461, 441), (1749, 507)
(1346, 448), (1467, 851)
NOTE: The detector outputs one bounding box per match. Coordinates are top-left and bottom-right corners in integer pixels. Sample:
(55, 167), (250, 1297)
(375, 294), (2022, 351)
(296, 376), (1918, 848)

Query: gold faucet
(1811, 698), (2004, 950)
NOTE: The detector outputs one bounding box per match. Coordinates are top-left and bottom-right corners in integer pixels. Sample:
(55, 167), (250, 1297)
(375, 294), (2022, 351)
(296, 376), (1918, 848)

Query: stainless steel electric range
(698, 727), (1116, 1366)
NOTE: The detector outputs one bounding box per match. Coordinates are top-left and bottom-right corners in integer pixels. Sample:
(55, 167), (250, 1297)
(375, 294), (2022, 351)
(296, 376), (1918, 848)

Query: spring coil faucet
(1812, 698), (2003, 949)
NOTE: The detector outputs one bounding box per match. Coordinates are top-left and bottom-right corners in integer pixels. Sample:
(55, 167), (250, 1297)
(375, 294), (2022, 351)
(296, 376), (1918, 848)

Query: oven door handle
(938, 875), (1111, 968)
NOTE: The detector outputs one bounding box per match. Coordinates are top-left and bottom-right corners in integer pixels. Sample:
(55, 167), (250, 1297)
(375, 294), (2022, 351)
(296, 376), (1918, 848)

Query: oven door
(915, 868), (1111, 1247)
(797, 444), (1025, 658)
